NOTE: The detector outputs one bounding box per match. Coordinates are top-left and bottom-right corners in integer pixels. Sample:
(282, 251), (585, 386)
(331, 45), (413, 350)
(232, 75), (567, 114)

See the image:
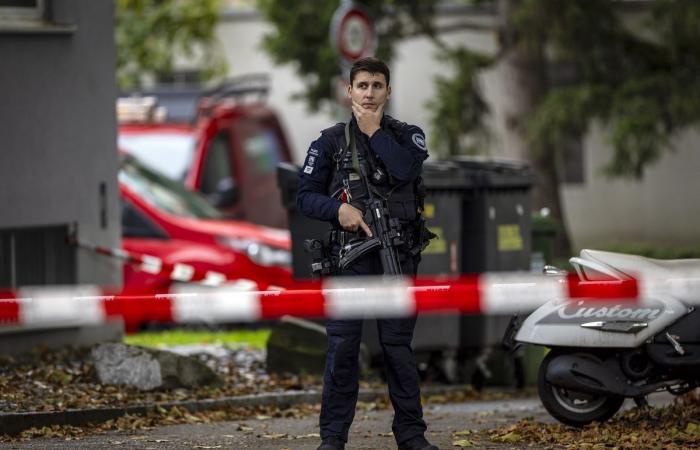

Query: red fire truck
(118, 75), (293, 228)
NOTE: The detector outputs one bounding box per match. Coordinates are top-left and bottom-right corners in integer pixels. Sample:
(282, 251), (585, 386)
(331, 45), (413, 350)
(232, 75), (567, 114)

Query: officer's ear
(387, 85), (391, 100)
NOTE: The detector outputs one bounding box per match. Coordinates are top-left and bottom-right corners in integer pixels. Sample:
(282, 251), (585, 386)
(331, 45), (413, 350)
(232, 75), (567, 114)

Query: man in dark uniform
(297, 57), (438, 450)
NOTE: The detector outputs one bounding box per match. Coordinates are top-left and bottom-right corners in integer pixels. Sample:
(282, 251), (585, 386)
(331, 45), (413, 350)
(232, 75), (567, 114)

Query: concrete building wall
(562, 126), (700, 249)
(0, 0), (122, 286)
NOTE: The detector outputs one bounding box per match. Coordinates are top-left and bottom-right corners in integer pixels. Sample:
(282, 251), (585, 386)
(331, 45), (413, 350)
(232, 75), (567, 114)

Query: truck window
(201, 132), (236, 195)
(241, 129), (282, 174)
(118, 132), (195, 181)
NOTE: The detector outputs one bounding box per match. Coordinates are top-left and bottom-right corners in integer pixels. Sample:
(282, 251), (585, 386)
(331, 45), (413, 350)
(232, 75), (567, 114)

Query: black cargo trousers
(320, 244), (426, 445)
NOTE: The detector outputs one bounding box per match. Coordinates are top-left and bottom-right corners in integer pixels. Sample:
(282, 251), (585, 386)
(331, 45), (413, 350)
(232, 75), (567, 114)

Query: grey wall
(0, 0), (121, 286)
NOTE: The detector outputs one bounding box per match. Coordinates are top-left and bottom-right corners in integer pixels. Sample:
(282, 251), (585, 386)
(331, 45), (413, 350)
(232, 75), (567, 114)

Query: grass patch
(124, 328), (271, 349)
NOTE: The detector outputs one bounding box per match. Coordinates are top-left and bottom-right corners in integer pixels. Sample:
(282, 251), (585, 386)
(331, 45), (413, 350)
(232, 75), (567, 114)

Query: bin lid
(423, 156), (535, 190)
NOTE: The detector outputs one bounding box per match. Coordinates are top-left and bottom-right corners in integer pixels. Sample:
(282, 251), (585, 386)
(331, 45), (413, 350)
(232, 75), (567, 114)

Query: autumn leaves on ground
(1, 346), (699, 448)
(482, 392), (700, 449)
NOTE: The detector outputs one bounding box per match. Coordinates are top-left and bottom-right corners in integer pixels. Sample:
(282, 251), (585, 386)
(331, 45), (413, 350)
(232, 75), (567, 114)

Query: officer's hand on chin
(352, 101), (384, 137)
(338, 203), (373, 237)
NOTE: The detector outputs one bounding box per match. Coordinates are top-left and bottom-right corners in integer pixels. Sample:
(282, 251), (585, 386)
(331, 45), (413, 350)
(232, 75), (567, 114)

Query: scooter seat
(579, 249), (700, 279)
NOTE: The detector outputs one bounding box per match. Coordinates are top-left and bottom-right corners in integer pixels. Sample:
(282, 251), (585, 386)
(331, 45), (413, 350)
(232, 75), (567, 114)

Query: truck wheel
(537, 351), (624, 427)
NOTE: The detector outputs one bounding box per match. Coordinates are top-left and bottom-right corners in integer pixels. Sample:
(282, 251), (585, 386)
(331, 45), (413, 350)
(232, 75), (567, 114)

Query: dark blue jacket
(296, 115), (428, 224)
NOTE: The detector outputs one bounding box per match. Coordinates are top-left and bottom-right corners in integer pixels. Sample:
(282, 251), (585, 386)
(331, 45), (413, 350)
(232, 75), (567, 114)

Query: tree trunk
(497, 0), (572, 260)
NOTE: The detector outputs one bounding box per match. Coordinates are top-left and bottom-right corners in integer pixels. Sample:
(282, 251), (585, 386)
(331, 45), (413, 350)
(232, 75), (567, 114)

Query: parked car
(119, 153), (293, 294)
(118, 75), (293, 228)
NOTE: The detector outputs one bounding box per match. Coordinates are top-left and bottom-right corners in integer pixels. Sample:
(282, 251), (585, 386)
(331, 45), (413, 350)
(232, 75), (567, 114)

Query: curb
(0, 385), (472, 436)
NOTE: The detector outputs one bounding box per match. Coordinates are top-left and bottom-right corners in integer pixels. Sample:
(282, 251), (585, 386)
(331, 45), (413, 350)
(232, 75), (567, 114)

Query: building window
(0, 0), (45, 27)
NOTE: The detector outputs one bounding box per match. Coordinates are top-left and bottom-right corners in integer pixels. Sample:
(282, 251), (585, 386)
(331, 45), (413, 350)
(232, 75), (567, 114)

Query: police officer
(297, 57), (438, 450)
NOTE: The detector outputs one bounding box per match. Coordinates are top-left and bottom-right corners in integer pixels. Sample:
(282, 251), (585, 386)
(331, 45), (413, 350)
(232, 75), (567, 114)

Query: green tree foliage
(427, 47), (492, 157)
(260, 0), (700, 178)
(115, 0), (227, 89)
(257, 0), (442, 111)
(519, 0), (700, 178)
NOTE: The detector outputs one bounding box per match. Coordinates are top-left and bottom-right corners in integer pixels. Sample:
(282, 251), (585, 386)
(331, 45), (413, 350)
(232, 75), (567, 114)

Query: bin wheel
(471, 368), (485, 391)
(513, 354), (525, 389)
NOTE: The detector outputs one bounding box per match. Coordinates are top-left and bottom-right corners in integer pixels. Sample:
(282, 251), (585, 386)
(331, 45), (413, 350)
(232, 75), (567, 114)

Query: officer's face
(348, 71), (391, 112)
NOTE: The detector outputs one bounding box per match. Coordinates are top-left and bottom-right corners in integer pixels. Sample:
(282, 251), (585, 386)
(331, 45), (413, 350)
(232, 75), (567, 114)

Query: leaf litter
(0, 345), (537, 442)
(486, 390), (700, 448)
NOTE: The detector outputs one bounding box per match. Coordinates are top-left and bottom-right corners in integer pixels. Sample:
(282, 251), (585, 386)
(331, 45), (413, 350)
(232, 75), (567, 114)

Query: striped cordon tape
(2, 271), (698, 329)
(69, 238), (229, 285)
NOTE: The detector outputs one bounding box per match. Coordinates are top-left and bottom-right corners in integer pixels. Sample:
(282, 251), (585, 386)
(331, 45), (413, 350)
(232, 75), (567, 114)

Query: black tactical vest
(321, 116), (421, 224)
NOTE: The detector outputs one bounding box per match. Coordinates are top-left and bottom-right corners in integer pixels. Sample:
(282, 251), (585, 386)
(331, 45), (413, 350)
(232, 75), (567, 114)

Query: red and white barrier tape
(3, 271), (695, 329)
(69, 238), (228, 285)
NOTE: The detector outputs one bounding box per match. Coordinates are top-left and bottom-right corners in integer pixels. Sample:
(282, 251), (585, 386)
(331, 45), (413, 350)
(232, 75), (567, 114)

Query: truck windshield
(119, 155), (223, 220)
(118, 131), (195, 181)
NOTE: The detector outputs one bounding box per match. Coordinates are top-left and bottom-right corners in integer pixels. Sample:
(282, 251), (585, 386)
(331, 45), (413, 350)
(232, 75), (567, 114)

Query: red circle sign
(331, 3), (376, 64)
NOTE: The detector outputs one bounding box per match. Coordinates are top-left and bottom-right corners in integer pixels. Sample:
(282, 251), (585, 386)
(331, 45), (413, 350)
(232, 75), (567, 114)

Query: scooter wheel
(537, 351), (624, 427)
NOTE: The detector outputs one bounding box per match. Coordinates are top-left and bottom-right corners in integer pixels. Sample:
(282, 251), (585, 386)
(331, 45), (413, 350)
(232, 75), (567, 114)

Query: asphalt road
(3, 394), (674, 449)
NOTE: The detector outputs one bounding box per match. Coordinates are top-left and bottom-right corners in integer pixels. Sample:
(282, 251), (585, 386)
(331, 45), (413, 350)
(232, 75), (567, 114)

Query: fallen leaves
(261, 433), (287, 439)
(492, 430), (522, 443)
(0, 344), (531, 430)
(295, 433), (320, 438)
(7, 403), (321, 442)
(0, 345), (323, 416)
(423, 386), (535, 406)
(450, 428), (480, 447)
(486, 392), (700, 449)
(452, 429), (472, 436)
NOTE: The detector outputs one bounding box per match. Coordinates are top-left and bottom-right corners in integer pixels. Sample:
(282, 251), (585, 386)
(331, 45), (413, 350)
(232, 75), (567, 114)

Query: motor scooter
(503, 249), (700, 426)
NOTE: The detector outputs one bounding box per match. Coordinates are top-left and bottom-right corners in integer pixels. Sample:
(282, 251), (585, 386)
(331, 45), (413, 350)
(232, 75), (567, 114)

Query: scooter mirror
(543, 265), (566, 276)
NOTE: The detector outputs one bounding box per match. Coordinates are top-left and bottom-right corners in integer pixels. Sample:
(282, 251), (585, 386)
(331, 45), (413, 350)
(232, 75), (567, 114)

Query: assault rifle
(338, 163), (404, 275)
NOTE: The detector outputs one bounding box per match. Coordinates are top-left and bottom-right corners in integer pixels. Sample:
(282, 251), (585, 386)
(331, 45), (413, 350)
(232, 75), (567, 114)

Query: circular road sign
(330, 2), (376, 64)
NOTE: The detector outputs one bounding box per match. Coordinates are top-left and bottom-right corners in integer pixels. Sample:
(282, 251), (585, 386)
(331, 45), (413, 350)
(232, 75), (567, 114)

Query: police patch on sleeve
(303, 165), (314, 174)
(412, 133), (427, 151)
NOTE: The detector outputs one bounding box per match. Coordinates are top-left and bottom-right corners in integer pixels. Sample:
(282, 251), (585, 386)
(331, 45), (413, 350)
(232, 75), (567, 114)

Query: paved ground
(0, 397), (553, 449)
(3, 394), (674, 449)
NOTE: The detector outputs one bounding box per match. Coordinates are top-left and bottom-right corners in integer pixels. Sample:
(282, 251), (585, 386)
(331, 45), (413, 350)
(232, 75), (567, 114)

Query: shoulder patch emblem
(412, 133), (427, 151)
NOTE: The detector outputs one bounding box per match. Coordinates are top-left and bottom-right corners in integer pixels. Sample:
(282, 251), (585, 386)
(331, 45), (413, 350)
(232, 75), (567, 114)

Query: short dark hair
(350, 57), (390, 86)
